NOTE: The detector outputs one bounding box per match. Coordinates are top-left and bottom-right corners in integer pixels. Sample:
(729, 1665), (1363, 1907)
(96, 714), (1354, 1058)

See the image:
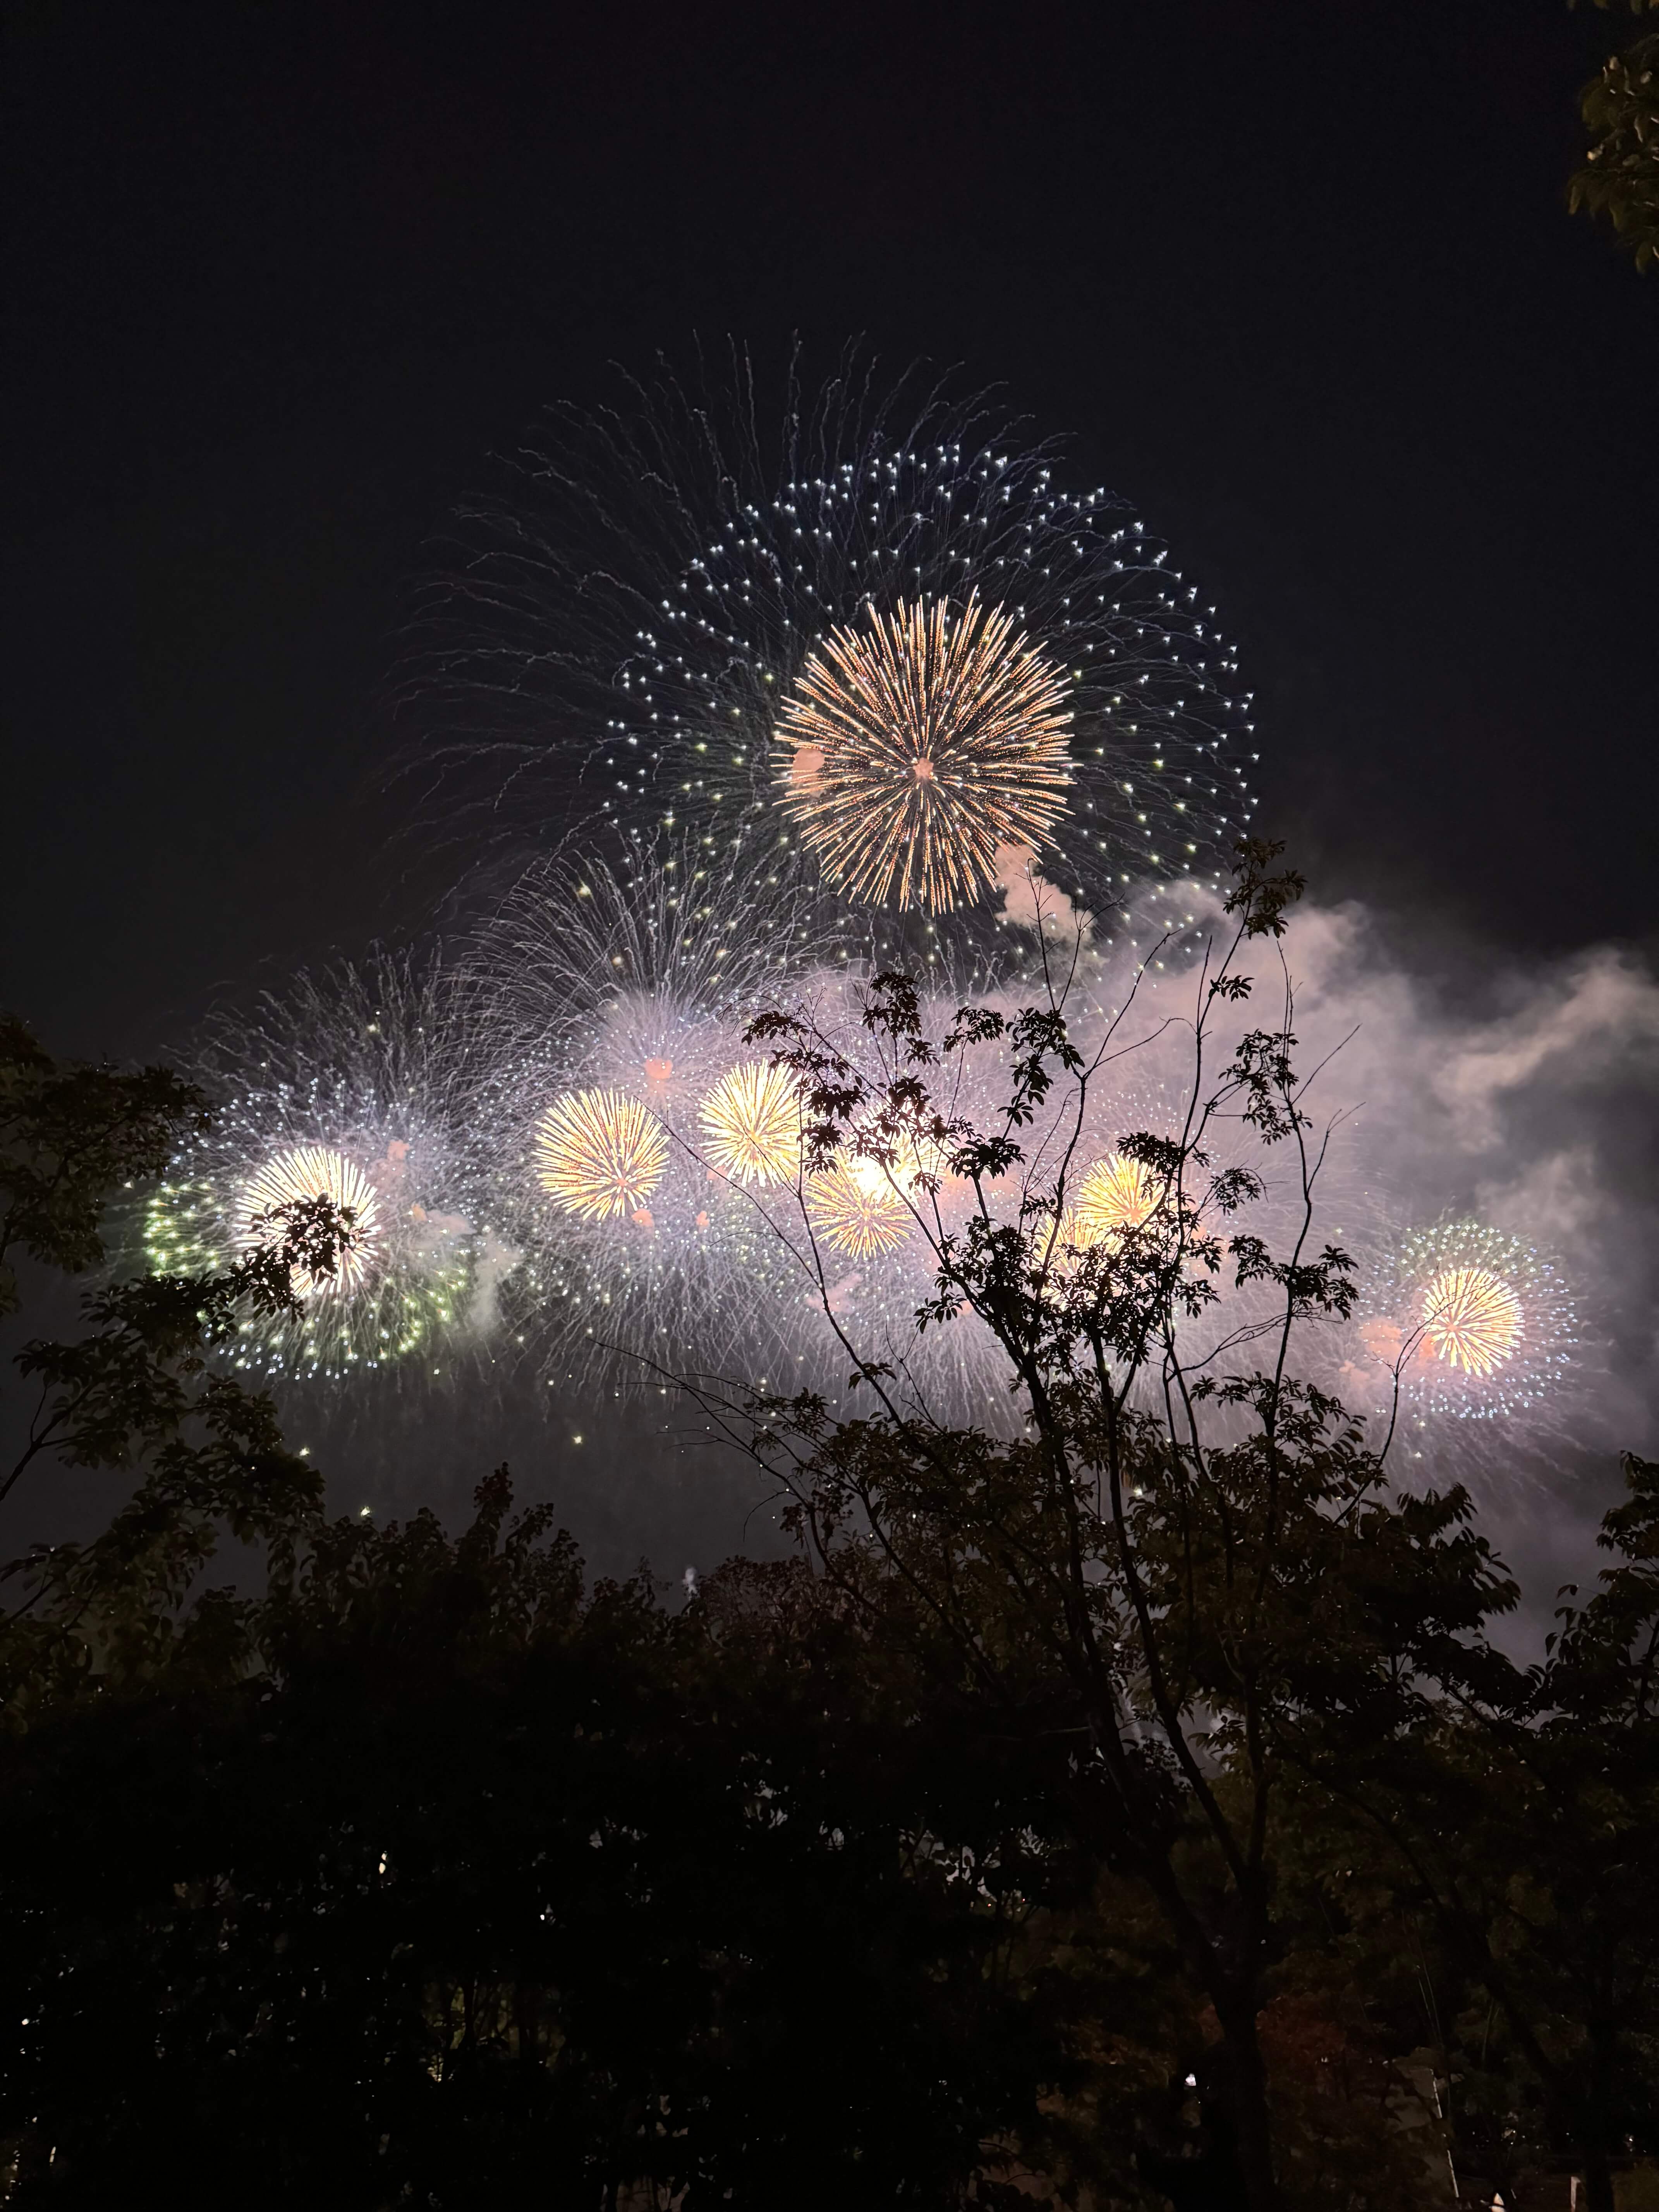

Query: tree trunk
(1578, 2021), (1620, 2212)
(1580, 2159), (1617, 2212)
(1214, 1997), (1283, 2212)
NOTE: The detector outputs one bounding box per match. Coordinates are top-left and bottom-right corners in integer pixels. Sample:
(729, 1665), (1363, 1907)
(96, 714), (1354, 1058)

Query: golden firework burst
(806, 1163), (911, 1259)
(534, 1088), (668, 1222)
(1418, 1266), (1523, 1377)
(699, 1061), (802, 1187)
(237, 1144), (383, 1297)
(775, 592), (1073, 913)
(1072, 1153), (1160, 1246)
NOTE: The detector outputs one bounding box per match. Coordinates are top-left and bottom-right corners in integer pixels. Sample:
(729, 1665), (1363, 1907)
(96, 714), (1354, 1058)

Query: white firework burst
(142, 948), (489, 1382)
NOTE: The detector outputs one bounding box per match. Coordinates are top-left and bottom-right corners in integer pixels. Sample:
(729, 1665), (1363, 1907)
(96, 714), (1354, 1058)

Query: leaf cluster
(0, 1013), (208, 1313)
(1570, 21), (1659, 269)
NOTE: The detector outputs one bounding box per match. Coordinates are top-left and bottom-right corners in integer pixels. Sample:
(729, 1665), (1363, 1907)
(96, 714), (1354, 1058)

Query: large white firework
(143, 949), (493, 1382)
(397, 347), (1258, 965)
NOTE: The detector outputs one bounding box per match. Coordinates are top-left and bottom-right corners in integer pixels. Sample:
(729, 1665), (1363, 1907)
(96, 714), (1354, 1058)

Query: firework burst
(1355, 1218), (1577, 1420)
(1070, 1151), (1161, 1246)
(142, 950), (487, 1382)
(805, 1163), (913, 1261)
(534, 1089), (670, 1222)
(699, 1061), (803, 1187)
(1418, 1264), (1523, 1378)
(776, 594), (1072, 913)
(237, 1143), (385, 1295)
(399, 348), (1256, 958)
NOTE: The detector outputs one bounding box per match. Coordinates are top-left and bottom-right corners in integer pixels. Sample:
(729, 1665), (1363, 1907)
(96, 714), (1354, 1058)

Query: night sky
(4, 3), (1656, 1578)
(6, 0), (1655, 1058)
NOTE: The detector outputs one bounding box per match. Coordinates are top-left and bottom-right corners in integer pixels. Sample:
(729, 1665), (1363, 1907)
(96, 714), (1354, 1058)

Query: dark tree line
(1, 855), (1656, 2210)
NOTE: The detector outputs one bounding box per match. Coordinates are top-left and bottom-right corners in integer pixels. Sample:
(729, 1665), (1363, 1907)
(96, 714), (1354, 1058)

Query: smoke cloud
(1278, 901), (1659, 1606)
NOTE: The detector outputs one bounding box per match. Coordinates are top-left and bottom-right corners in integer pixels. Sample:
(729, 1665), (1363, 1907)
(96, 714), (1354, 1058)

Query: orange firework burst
(237, 1144), (383, 1297)
(1418, 1266), (1523, 1377)
(699, 1061), (802, 1187)
(775, 592), (1072, 913)
(534, 1088), (668, 1221)
(1072, 1153), (1160, 1246)
(806, 1163), (911, 1259)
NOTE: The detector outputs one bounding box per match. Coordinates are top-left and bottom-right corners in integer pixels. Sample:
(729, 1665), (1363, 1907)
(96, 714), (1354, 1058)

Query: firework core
(1419, 1265), (1523, 1377)
(775, 593), (1072, 914)
(535, 1088), (669, 1221)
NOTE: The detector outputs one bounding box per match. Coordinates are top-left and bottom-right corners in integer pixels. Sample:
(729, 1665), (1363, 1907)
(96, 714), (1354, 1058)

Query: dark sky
(5, 0), (1656, 1058)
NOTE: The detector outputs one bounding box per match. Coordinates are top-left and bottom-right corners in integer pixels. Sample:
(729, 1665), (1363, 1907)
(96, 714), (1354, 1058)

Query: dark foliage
(2, 928), (1657, 2207)
(0, 1480), (1116, 2207)
(1570, 2), (1659, 270)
